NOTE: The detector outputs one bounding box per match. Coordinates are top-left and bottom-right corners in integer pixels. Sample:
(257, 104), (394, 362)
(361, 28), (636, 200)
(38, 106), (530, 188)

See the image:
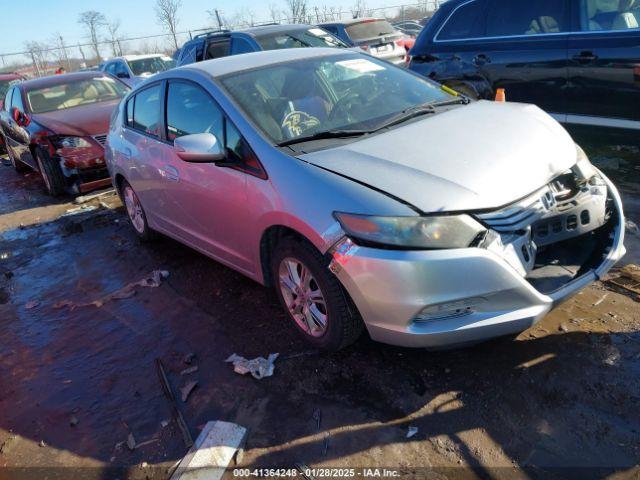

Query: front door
(566, 0), (640, 126)
(160, 80), (253, 273)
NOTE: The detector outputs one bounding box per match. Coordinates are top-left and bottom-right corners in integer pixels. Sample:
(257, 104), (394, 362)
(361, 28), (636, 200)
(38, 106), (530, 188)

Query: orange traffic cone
(495, 88), (506, 102)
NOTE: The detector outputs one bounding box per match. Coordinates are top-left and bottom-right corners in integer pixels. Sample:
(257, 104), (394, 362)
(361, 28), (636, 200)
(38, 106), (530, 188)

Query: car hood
(32, 99), (121, 137)
(298, 101), (577, 213)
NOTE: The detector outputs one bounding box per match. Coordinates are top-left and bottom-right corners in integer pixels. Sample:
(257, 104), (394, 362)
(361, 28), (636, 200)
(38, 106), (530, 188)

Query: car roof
(108, 54), (169, 62)
(17, 71), (116, 91)
(320, 17), (386, 26)
(185, 47), (355, 78)
(189, 23), (321, 42)
(0, 73), (22, 81)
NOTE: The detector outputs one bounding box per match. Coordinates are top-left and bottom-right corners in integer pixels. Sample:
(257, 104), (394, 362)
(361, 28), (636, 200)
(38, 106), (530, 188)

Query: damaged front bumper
(329, 169), (625, 348)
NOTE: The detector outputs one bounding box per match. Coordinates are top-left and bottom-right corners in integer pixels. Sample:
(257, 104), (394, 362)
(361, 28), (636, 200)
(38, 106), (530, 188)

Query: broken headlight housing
(334, 212), (486, 249)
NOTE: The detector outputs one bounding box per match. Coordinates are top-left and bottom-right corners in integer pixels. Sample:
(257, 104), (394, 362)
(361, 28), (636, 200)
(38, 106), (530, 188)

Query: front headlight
(334, 212), (486, 249)
(54, 136), (93, 149)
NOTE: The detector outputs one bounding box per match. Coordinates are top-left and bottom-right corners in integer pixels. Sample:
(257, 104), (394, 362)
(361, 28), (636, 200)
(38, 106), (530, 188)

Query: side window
(3, 88), (13, 111)
(486, 0), (567, 36)
(225, 120), (266, 179)
(231, 37), (256, 55)
(579, 0), (639, 31)
(12, 89), (25, 112)
(105, 63), (117, 75)
(131, 84), (161, 137)
(205, 39), (231, 60)
(165, 81), (224, 142)
(438, 0), (488, 40)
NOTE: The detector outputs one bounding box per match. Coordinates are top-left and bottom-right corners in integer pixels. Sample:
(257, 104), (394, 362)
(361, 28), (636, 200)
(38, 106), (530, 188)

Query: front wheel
(35, 148), (66, 196)
(271, 237), (363, 350)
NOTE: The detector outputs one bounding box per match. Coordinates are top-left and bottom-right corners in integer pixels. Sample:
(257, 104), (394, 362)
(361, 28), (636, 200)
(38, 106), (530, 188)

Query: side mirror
(117, 72), (130, 79)
(174, 133), (226, 163)
(12, 107), (29, 127)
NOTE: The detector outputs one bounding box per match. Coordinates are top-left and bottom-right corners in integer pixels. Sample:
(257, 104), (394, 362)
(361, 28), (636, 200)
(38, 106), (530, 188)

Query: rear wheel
(35, 148), (66, 196)
(271, 237), (363, 350)
(121, 180), (156, 241)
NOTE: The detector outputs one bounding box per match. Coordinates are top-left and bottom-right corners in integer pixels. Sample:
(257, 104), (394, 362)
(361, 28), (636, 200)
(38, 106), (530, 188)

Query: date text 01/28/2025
(232, 468), (401, 477)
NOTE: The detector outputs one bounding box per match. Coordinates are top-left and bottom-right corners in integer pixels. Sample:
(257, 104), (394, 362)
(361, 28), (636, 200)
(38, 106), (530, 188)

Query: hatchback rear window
(345, 20), (396, 41)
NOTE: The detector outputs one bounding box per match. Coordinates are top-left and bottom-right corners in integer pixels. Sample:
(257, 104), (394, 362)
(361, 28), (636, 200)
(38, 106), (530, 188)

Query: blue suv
(176, 24), (347, 66)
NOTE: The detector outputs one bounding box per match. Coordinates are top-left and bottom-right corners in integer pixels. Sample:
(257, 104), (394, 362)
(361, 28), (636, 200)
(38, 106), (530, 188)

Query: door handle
(572, 51), (598, 63)
(160, 165), (179, 182)
(473, 54), (491, 66)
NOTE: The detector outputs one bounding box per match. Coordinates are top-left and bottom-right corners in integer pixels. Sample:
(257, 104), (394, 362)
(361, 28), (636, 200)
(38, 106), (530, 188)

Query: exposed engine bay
(477, 161), (617, 294)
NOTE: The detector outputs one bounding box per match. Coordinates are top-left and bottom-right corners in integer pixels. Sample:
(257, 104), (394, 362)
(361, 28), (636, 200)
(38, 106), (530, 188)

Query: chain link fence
(0, 1), (443, 77)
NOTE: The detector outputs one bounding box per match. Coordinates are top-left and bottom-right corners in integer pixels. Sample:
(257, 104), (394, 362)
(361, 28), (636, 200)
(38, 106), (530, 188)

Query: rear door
(431, 0), (570, 113)
(566, 0), (640, 127)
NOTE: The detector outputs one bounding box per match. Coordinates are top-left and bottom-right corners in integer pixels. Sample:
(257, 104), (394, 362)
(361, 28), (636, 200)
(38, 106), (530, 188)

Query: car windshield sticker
(282, 111), (320, 139)
(336, 59), (385, 73)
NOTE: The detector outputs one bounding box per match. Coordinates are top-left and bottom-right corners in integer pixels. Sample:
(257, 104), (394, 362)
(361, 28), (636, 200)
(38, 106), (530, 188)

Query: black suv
(176, 24), (347, 66)
(409, 0), (640, 136)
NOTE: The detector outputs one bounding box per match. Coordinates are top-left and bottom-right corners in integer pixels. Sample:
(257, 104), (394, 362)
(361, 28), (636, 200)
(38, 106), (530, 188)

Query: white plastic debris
(406, 426), (419, 438)
(626, 220), (638, 236)
(225, 353), (279, 380)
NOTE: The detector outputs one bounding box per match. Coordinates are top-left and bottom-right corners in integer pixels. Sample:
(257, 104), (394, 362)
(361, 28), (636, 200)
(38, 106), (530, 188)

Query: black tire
(120, 179), (156, 242)
(271, 237), (363, 350)
(6, 143), (30, 173)
(35, 148), (66, 196)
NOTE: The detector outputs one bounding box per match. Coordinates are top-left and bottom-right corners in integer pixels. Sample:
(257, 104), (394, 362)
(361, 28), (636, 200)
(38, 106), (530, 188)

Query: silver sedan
(106, 48), (626, 350)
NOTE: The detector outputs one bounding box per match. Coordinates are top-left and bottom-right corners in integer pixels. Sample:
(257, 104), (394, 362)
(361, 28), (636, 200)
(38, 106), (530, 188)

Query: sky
(0, 0), (416, 62)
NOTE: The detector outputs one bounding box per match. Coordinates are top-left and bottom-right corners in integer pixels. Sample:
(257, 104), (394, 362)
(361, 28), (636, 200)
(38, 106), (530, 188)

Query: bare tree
(206, 9), (226, 29)
(284, 0), (308, 23)
(78, 10), (107, 61)
(107, 19), (123, 57)
(268, 3), (282, 23)
(351, 0), (370, 18)
(24, 41), (49, 77)
(155, 0), (182, 50)
(50, 34), (71, 70)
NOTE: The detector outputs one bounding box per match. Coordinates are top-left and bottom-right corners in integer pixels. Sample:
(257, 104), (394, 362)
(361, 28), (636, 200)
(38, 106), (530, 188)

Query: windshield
(26, 77), (129, 114)
(220, 54), (450, 144)
(127, 56), (175, 76)
(346, 20), (397, 40)
(256, 28), (347, 50)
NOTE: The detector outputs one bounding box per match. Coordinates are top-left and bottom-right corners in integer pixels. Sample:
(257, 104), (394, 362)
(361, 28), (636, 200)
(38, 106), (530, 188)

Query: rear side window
(179, 43), (199, 65)
(165, 81), (224, 142)
(205, 39), (231, 60)
(130, 84), (162, 137)
(486, 0), (567, 36)
(437, 0), (488, 40)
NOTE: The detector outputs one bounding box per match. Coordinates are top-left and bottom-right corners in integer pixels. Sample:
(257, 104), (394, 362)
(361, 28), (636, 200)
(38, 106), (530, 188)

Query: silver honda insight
(106, 48), (626, 350)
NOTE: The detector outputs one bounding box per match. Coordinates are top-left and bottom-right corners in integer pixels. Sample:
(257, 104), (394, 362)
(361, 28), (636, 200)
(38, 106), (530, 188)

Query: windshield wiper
(372, 104), (436, 131)
(277, 129), (371, 147)
(429, 96), (471, 107)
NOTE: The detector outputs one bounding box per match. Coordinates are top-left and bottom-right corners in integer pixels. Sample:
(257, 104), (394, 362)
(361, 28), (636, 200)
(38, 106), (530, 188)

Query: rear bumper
(330, 173), (625, 349)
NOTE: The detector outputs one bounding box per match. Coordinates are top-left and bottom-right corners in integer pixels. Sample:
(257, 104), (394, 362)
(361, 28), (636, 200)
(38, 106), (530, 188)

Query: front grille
(477, 187), (552, 233)
(93, 134), (108, 147)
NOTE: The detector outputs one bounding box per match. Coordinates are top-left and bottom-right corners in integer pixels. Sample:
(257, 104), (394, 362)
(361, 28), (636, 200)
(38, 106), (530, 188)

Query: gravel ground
(0, 144), (639, 480)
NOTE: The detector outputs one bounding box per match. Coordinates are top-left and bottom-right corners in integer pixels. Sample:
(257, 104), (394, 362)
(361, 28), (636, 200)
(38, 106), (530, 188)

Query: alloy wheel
(278, 257), (328, 337)
(123, 185), (146, 234)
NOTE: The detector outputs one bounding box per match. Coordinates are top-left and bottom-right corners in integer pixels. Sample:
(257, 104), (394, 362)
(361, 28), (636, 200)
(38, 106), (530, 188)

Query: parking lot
(0, 140), (639, 479)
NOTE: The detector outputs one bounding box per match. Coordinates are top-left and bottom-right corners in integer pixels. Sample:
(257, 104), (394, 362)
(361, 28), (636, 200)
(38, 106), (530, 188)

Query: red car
(0, 72), (129, 195)
(0, 72), (25, 153)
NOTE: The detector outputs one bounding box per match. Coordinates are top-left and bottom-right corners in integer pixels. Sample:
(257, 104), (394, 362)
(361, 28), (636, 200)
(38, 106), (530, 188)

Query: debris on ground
(126, 432), (136, 451)
(169, 421), (247, 480)
(607, 264), (640, 296)
(603, 346), (621, 366)
(75, 189), (117, 205)
(180, 365), (199, 376)
(312, 408), (322, 430)
(225, 353), (279, 380)
(156, 359), (194, 448)
(593, 293), (609, 306)
(559, 323), (569, 333)
(25, 300), (40, 310)
(183, 353), (196, 365)
(0, 435), (17, 454)
(63, 205), (98, 217)
(626, 220), (638, 236)
(54, 270), (170, 310)
(180, 380), (198, 402)
(406, 426), (419, 438)
(161, 420), (170, 428)
(69, 416), (79, 427)
(38, 440), (46, 448)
